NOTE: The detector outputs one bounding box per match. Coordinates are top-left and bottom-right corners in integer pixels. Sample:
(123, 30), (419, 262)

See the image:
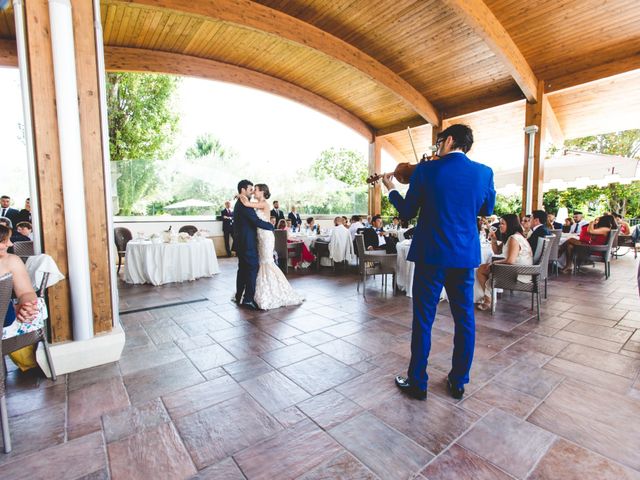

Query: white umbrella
(164, 198), (215, 209)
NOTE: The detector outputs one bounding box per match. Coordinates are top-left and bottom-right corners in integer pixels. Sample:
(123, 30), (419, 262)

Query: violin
(366, 152), (440, 185)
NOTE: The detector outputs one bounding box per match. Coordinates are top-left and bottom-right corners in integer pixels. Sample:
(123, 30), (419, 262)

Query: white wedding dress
(254, 209), (304, 310)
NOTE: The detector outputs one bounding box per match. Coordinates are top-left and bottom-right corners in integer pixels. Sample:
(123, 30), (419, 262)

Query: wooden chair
(273, 230), (302, 274)
(114, 227), (132, 273)
(354, 234), (396, 298)
(313, 240), (333, 271)
(491, 237), (551, 321)
(178, 225), (198, 236)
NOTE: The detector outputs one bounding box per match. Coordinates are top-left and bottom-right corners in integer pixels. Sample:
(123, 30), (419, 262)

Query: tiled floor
(2, 254), (640, 479)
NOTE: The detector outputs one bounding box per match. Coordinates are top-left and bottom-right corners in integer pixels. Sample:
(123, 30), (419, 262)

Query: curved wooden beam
(0, 39), (17, 67)
(105, 46), (374, 141)
(118, 0), (440, 127)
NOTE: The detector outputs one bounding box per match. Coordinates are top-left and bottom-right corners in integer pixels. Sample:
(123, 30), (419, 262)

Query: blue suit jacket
(389, 152), (495, 268)
(232, 200), (273, 261)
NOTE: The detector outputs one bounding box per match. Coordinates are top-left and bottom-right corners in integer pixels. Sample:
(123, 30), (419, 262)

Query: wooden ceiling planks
(0, 9), (15, 39)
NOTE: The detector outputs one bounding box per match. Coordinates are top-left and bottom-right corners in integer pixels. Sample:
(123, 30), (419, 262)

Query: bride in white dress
(237, 183), (304, 310)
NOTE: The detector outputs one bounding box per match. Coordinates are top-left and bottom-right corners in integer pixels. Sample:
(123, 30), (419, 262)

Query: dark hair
(613, 213), (622, 219)
(371, 215), (382, 223)
(16, 222), (32, 230)
(0, 224), (11, 242)
(573, 211), (583, 215)
(0, 217), (12, 229)
(401, 219), (409, 228)
(0, 195), (9, 200)
(277, 219), (287, 229)
(437, 124), (473, 153)
(596, 215), (616, 230)
(237, 179), (253, 193)
(351, 215), (361, 222)
(254, 183), (271, 199)
(502, 214), (523, 240)
(392, 216), (399, 221)
(532, 210), (547, 225)
(306, 217), (314, 224)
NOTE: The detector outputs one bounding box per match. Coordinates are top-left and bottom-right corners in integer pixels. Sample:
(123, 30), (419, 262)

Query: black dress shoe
(240, 301), (259, 310)
(395, 376), (426, 400)
(446, 378), (465, 399)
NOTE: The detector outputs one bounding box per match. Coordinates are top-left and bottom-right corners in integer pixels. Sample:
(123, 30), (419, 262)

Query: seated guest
(11, 222), (31, 243)
(342, 216), (349, 228)
(16, 198), (31, 224)
(288, 206), (302, 231)
(520, 214), (532, 238)
(277, 219), (288, 230)
(613, 213), (631, 235)
(0, 217), (11, 229)
(528, 210), (550, 257)
(563, 217), (574, 233)
(363, 215), (372, 227)
(269, 216), (277, 227)
(366, 215), (398, 254)
(546, 213), (562, 230)
(568, 211), (588, 234)
(559, 214), (616, 273)
(286, 219), (295, 232)
(403, 226), (415, 239)
(476, 214), (533, 311)
(333, 216), (342, 227)
(348, 215), (363, 241)
(1, 225), (41, 341)
(389, 216), (400, 230)
(305, 217), (320, 234)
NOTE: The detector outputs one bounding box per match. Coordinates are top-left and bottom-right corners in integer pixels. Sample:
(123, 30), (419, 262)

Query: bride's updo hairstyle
(255, 184), (271, 199)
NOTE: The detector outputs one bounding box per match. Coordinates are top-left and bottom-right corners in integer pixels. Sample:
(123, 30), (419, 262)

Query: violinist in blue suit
(382, 124), (495, 400)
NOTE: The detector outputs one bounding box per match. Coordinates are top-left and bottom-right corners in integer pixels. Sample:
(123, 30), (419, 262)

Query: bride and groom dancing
(233, 180), (303, 310)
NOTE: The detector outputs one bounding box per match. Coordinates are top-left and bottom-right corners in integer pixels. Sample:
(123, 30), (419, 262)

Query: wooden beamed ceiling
(0, 1), (638, 143)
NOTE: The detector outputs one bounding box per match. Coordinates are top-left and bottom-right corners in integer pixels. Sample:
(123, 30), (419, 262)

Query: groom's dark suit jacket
(233, 200), (273, 261)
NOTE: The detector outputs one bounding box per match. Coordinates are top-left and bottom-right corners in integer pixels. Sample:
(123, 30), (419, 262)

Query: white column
(48, 0), (94, 340)
(524, 125), (539, 215)
(13, 0), (42, 254)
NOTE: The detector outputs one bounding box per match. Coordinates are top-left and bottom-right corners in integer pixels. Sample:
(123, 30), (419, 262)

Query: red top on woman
(579, 224), (607, 246)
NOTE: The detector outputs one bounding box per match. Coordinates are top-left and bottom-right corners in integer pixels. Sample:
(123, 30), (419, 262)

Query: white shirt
(348, 221), (363, 241)
(571, 220), (588, 234)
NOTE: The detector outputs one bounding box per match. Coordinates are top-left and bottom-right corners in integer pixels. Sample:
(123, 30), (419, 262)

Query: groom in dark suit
(233, 180), (274, 310)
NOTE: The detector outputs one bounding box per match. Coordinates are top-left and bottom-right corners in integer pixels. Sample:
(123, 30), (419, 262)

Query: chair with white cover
(329, 225), (354, 268)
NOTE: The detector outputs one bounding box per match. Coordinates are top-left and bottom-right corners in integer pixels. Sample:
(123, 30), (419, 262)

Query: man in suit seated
(288, 206), (302, 231)
(569, 211), (588, 234)
(363, 215), (398, 254)
(12, 222), (32, 242)
(270, 200), (285, 224)
(528, 209), (551, 257)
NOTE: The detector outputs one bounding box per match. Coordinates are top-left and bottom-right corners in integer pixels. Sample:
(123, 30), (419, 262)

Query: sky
(1, 69), (399, 206)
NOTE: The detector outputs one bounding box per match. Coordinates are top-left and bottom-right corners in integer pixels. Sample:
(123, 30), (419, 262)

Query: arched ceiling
(0, 0), (638, 145)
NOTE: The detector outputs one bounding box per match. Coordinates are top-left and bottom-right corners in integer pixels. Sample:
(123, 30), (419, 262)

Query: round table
(124, 238), (219, 286)
(289, 234), (331, 249)
(396, 240), (493, 301)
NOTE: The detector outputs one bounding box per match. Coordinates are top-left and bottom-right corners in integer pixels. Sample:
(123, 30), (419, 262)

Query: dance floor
(1, 255), (639, 479)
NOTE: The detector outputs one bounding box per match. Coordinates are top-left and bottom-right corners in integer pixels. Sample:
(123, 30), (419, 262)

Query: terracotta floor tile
(234, 420), (342, 480)
(563, 321), (633, 344)
(421, 444), (512, 480)
(175, 334), (215, 352)
(175, 393), (282, 469)
(118, 343), (186, 376)
(559, 311), (618, 327)
(458, 409), (555, 478)
(554, 330), (624, 353)
(528, 380), (640, 470)
(567, 305), (628, 321)
(284, 314), (337, 332)
(123, 358), (205, 405)
(185, 344), (237, 371)
(145, 322), (189, 344)
(298, 389), (363, 430)
(495, 362), (564, 399)
(257, 321), (304, 340)
(470, 381), (540, 418)
(272, 405), (308, 428)
(0, 404), (66, 465)
(208, 324), (260, 343)
(321, 321), (365, 338)
(68, 377), (130, 439)
(222, 356), (274, 382)
(543, 357), (634, 394)
(6, 382), (66, 417)
(280, 354), (360, 395)
(296, 330), (337, 346)
(163, 375), (244, 418)
(557, 344), (640, 378)
(191, 458), (246, 479)
(259, 342), (320, 368)
(335, 368), (398, 409)
(529, 438), (640, 480)
(0, 431), (106, 480)
(108, 422), (196, 480)
(329, 412), (433, 479)
(298, 451), (378, 480)
(219, 332), (285, 359)
(240, 371), (310, 413)
(372, 391), (479, 454)
(68, 362), (121, 391)
(102, 398), (171, 443)
(316, 339), (372, 365)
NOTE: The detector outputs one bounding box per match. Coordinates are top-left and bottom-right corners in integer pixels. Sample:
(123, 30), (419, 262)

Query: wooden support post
(522, 80), (546, 214)
(24, 0), (72, 342)
(368, 139), (382, 215)
(71, 0), (114, 334)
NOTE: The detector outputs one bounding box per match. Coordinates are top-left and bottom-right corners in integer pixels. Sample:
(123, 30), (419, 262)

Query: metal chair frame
(354, 234), (396, 299)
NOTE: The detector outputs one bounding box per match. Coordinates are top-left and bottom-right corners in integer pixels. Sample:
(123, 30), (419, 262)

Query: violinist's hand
(382, 173), (395, 192)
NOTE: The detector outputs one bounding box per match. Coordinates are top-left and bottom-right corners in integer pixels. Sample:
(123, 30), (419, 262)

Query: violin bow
(407, 126), (419, 164)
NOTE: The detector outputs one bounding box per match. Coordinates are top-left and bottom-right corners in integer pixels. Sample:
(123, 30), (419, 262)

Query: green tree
(108, 72), (180, 215)
(310, 148), (368, 187)
(565, 129), (640, 158)
(185, 133), (229, 162)
(494, 193), (522, 217)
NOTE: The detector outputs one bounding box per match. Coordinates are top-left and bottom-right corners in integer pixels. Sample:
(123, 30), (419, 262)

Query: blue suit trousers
(408, 264), (475, 390)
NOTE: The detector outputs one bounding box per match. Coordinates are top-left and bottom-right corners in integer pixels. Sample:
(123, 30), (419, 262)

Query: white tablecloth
(124, 238), (219, 286)
(289, 234), (330, 249)
(396, 240), (493, 301)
